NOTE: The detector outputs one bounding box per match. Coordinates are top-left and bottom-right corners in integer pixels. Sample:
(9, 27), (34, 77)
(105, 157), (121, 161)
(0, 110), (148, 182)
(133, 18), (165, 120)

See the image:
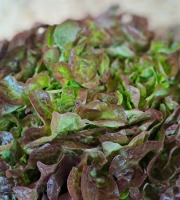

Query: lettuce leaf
(0, 6), (180, 200)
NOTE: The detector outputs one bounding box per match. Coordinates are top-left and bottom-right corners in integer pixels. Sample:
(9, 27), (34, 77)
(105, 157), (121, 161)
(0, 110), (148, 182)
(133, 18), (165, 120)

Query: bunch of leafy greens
(0, 7), (180, 200)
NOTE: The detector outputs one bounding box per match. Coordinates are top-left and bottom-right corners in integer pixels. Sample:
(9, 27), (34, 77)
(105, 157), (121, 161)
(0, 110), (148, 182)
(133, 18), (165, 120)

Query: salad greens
(0, 7), (180, 200)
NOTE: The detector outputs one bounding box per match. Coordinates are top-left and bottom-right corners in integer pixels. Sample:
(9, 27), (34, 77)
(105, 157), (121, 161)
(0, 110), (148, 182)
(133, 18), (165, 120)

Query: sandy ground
(0, 0), (180, 40)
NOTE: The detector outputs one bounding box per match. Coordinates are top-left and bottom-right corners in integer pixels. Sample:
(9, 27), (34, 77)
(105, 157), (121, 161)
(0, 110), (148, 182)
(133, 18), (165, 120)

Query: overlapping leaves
(0, 6), (180, 200)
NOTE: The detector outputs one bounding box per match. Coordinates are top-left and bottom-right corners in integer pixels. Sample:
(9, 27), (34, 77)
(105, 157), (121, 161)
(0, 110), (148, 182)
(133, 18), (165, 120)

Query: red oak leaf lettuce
(0, 6), (180, 200)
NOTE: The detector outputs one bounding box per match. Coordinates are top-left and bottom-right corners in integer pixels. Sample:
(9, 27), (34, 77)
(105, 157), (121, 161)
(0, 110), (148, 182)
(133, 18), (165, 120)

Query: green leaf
(43, 48), (59, 64)
(54, 62), (72, 87)
(51, 112), (87, 136)
(151, 40), (180, 54)
(117, 91), (123, 105)
(119, 189), (129, 199)
(56, 83), (82, 112)
(0, 115), (19, 131)
(53, 21), (80, 50)
(107, 43), (135, 58)
(102, 141), (122, 157)
(46, 25), (55, 47)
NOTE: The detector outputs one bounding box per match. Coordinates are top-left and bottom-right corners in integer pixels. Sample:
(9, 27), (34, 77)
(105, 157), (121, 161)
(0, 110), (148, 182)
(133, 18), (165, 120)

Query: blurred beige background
(0, 0), (180, 40)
